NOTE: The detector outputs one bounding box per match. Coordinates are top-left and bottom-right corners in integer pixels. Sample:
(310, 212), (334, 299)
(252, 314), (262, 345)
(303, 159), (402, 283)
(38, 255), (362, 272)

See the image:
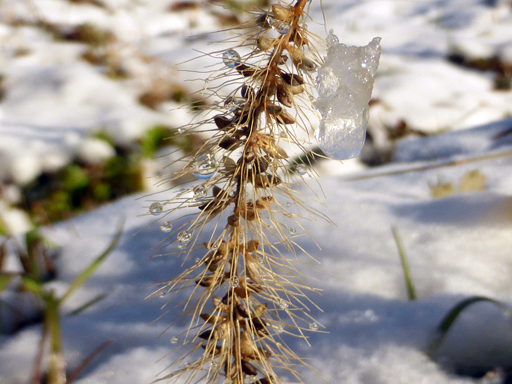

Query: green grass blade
(45, 293), (66, 384)
(20, 276), (44, 296)
(60, 220), (123, 304)
(0, 273), (19, 293)
(428, 296), (511, 355)
(67, 290), (112, 316)
(391, 226), (417, 301)
(66, 339), (114, 383)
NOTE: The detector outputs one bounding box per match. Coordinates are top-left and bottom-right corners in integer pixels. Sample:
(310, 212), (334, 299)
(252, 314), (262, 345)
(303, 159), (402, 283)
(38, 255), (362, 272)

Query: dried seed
(257, 36), (275, 51)
(252, 303), (267, 318)
(290, 84), (304, 94)
(242, 361), (258, 376)
(246, 240), (259, 252)
(255, 196), (274, 209)
(277, 111), (295, 125)
(212, 185), (223, 198)
(227, 215), (240, 227)
(219, 136), (239, 150)
(255, 14), (271, 29)
(277, 82), (293, 107)
(236, 303), (250, 319)
(241, 84), (255, 99)
(271, 4), (292, 21)
(281, 72), (304, 85)
(295, 56), (317, 71)
(199, 329), (213, 340)
(253, 157), (269, 174)
(200, 313), (226, 324)
(214, 115), (234, 130)
(259, 376), (275, 384)
(277, 54), (288, 65)
(266, 104), (283, 116)
(196, 274), (226, 288)
(254, 174), (282, 188)
(236, 63), (257, 77)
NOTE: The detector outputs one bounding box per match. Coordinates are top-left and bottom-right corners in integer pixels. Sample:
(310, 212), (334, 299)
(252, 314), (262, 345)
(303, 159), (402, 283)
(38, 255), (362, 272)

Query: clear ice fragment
(315, 36), (381, 160)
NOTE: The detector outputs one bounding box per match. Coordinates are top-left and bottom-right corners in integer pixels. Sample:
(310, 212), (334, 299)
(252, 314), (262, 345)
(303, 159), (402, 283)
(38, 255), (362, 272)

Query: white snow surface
(2, 124), (512, 383)
(1, 0), (512, 383)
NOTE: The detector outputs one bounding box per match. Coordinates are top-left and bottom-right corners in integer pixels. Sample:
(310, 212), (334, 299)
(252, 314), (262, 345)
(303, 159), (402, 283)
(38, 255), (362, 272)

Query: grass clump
(147, 1), (330, 383)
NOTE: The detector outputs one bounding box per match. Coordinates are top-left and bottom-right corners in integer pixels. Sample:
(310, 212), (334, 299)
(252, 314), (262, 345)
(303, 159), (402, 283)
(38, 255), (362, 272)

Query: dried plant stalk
(148, 1), (329, 383)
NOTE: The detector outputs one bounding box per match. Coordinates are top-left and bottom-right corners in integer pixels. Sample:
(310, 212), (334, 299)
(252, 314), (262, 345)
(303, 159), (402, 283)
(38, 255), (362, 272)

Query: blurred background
(0, 0), (511, 234)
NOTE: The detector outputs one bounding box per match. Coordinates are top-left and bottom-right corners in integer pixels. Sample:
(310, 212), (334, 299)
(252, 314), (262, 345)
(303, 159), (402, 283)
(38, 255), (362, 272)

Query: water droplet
(182, 362), (191, 369)
(288, 227), (297, 236)
(170, 337), (179, 344)
(149, 202), (163, 215)
(194, 258), (201, 264)
(160, 221), (173, 232)
(159, 292), (166, 298)
(309, 322), (318, 331)
(178, 230), (192, 245)
(231, 276), (239, 287)
(193, 153), (218, 179)
(223, 49), (241, 68)
(178, 127), (185, 134)
(285, 201), (292, 207)
(326, 29), (339, 47)
(266, 15), (290, 35)
(279, 299), (289, 310)
(272, 323), (284, 333)
(211, 361), (218, 367)
(279, 131), (287, 138)
(296, 165), (308, 176)
(194, 185), (208, 201)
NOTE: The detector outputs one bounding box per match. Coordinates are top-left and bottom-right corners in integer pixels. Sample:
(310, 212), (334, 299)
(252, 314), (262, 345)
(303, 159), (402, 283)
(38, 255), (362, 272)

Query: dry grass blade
(147, 1), (328, 383)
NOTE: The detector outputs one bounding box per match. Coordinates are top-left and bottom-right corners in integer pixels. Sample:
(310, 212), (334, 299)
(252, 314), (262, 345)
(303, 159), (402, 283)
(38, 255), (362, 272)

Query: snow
(1, 0), (512, 383)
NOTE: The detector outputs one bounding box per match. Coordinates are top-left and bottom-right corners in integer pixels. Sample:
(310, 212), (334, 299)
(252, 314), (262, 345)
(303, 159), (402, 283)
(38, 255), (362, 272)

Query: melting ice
(315, 34), (381, 160)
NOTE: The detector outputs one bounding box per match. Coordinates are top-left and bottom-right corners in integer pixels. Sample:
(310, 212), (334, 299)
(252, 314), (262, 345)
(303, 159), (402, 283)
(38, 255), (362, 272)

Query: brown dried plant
(147, 1), (330, 383)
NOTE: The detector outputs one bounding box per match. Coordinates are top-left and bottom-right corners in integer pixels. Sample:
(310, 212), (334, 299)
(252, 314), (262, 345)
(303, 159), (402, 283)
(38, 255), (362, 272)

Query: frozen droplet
(285, 201), (292, 207)
(194, 185), (208, 201)
(231, 276), (239, 287)
(279, 299), (289, 310)
(288, 227), (297, 236)
(183, 362), (191, 369)
(315, 107), (369, 160)
(170, 337), (179, 344)
(296, 165), (308, 176)
(194, 258), (201, 263)
(193, 153), (218, 179)
(314, 37), (381, 160)
(279, 131), (287, 138)
(178, 128), (185, 134)
(149, 202), (163, 215)
(160, 221), (173, 232)
(223, 49), (241, 68)
(326, 29), (339, 47)
(211, 361), (218, 367)
(159, 292), (166, 298)
(266, 15), (290, 35)
(178, 230), (192, 244)
(272, 323), (284, 333)
(309, 322), (318, 331)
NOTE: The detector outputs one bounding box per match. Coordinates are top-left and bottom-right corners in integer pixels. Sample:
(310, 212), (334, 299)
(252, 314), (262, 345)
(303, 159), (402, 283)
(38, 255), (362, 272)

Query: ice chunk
(315, 35), (381, 160)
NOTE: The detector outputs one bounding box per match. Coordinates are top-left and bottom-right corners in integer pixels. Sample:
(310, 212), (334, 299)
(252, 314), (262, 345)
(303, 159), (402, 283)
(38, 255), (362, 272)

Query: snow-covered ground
(1, 0), (512, 383)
